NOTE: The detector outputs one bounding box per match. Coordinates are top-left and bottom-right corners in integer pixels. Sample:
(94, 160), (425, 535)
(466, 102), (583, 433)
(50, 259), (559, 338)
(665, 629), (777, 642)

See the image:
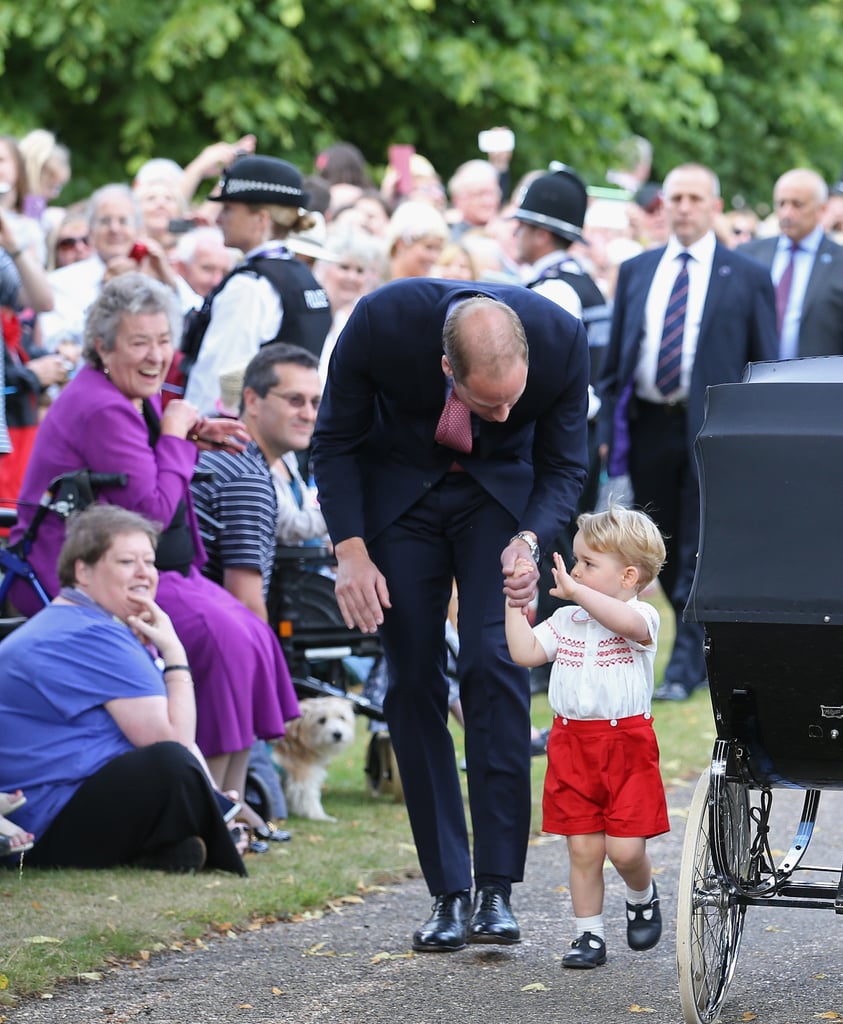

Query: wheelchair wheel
(365, 731), (404, 803)
(677, 767), (748, 1024)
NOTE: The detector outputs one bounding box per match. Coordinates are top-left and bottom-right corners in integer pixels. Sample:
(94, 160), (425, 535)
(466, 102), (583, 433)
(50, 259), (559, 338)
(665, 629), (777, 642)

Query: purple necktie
(775, 242), (800, 336)
(656, 252), (691, 398)
(435, 389), (472, 454)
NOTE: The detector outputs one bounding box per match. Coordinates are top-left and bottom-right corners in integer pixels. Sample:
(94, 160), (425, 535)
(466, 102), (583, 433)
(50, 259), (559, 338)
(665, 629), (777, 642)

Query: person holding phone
(446, 159), (504, 241)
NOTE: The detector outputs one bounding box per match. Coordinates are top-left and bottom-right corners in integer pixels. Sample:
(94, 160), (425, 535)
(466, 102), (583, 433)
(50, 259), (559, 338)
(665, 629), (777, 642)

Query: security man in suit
(598, 163), (778, 702)
(739, 167), (843, 359)
(312, 279), (589, 952)
(512, 167), (612, 692)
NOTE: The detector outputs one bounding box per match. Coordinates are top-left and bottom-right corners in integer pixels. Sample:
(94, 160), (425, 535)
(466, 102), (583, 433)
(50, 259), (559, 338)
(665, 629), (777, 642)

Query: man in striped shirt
(191, 342), (322, 621)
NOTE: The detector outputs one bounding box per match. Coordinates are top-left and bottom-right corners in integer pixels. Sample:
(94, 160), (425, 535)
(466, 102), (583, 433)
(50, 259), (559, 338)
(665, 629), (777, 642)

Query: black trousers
(628, 399), (707, 686)
(371, 473), (531, 896)
(25, 742), (246, 875)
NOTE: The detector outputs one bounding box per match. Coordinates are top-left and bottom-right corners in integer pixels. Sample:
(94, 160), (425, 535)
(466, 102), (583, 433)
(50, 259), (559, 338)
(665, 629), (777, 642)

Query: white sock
(626, 883), (653, 906)
(575, 915), (604, 940)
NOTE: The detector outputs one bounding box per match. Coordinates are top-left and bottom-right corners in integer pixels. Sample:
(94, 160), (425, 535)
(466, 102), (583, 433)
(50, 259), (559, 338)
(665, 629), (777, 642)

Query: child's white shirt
(533, 596), (660, 720)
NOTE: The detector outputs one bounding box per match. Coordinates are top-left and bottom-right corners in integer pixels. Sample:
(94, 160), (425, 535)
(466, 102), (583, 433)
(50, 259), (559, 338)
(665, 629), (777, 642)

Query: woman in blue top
(0, 504), (245, 874)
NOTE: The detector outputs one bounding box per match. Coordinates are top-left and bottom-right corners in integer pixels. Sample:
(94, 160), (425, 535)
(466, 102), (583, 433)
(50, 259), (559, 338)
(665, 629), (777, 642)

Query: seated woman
(0, 505), (245, 873)
(8, 274), (300, 838)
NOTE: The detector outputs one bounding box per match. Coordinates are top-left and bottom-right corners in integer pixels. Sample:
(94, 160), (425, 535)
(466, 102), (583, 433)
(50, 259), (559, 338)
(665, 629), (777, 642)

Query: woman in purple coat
(10, 273), (299, 824)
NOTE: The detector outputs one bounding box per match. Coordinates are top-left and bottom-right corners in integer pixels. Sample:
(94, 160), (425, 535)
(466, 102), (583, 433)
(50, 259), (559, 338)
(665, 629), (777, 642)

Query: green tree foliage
(1, 0), (841, 207)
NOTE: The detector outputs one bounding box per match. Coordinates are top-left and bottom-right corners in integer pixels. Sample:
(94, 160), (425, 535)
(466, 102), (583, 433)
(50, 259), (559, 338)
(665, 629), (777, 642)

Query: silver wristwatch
(510, 531), (540, 563)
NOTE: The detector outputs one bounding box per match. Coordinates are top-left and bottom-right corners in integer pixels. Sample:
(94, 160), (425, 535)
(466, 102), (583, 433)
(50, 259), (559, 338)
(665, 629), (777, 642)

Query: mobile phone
(129, 242), (149, 262)
(478, 128), (515, 154)
(388, 144), (416, 197)
(214, 791), (242, 822)
(168, 218), (195, 234)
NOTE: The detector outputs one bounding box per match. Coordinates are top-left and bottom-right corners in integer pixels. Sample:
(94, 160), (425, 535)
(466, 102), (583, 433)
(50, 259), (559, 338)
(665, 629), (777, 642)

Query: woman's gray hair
(82, 272), (183, 369)
(57, 505), (160, 587)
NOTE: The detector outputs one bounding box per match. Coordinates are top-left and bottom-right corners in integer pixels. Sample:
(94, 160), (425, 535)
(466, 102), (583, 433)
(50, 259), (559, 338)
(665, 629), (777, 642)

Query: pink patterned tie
(435, 389), (473, 454)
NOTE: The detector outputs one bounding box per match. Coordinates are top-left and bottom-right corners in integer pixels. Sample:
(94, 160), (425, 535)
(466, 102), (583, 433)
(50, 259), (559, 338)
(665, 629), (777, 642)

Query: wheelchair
(676, 356), (843, 1024)
(1, 472), (386, 714)
(266, 544), (384, 716)
(0, 469), (127, 632)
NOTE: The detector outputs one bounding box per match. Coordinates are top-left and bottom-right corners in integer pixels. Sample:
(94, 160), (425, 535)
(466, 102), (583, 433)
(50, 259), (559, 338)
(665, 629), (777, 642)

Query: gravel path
(9, 784), (843, 1024)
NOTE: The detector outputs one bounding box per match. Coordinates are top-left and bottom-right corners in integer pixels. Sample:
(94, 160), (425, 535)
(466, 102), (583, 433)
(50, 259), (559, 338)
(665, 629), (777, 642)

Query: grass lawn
(0, 587), (716, 1009)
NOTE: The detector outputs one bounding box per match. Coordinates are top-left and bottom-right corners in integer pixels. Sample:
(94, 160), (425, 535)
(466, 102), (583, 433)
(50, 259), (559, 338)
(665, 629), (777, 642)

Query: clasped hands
(161, 399), (249, 454)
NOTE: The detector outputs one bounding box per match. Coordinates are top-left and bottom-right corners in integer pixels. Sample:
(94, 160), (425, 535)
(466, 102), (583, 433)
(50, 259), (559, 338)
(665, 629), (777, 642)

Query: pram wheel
(677, 763), (748, 1024)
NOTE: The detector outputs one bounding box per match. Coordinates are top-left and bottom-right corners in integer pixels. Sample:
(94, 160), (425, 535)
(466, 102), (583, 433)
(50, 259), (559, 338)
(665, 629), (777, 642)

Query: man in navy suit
(312, 280), (589, 951)
(739, 168), (843, 359)
(598, 163), (778, 701)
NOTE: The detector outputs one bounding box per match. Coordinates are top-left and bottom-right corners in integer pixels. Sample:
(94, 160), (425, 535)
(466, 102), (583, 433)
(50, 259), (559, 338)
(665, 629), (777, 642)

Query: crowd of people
(1, 123), (842, 962)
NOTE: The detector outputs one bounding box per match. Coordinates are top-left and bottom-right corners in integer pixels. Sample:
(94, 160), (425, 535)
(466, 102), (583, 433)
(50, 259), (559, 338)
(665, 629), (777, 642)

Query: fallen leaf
(739, 1013), (757, 1022)
(371, 951), (413, 963)
(139, 950), (150, 961)
(814, 974), (828, 980)
(0, 975), (7, 990)
(764, 926), (784, 933)
(629, 1005), (655, 1013)
(30, 900), (42, 910)
(238, 1004), (252, 1009)
(271, 987), (284, 996)
(814, 1013), (842, 1020)
(107, 895), (120, 903)
(338, 894), (364, 905)
(24, 936), (61, 944)
(521, 982), (549, 992)
(78, 972), (102, 982)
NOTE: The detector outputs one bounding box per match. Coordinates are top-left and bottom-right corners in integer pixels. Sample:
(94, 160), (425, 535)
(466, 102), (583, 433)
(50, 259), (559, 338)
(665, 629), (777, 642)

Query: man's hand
(333, 537), (391, 634)
(501, 536), (539, 611)
(189, 415), (250, 454)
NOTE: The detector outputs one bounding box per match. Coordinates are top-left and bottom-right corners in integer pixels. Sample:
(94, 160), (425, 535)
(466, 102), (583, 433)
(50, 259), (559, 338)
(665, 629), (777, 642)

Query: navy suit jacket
(597, 239), (778, 472)
(312, 278), (590, 554)
(740, 233), (843, 356)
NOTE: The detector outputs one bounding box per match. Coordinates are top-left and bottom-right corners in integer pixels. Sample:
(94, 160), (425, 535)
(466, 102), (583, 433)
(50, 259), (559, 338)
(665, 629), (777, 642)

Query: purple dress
(10, 365), (299, 757)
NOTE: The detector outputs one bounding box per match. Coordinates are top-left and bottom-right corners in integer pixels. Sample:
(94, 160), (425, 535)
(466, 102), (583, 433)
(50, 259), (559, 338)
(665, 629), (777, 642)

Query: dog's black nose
(332, 731), (344, 742)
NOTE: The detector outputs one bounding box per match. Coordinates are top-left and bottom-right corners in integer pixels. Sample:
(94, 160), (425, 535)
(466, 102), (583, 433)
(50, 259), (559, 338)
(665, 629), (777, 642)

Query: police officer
(183, 155), (331, 415)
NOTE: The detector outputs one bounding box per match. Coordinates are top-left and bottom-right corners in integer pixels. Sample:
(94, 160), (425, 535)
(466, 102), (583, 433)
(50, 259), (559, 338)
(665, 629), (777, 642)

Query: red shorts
(542, 714), (670, 839)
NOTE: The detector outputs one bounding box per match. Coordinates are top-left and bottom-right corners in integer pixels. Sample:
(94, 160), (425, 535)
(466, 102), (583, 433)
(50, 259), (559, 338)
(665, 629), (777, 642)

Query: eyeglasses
(266, 390), (321, 411)
(731, 226), (753, 237)
(57, 235), (90, 250)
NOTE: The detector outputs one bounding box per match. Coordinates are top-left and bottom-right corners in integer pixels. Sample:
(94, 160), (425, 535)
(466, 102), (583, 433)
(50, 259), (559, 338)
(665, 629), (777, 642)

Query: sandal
(0, 823), (34, 856)
(0, 790), (26, 816)
(253, 821), (291, 843)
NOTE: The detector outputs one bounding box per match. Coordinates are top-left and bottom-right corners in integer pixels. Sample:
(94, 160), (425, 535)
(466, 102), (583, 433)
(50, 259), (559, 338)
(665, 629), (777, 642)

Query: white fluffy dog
(271, 697), (356, 821)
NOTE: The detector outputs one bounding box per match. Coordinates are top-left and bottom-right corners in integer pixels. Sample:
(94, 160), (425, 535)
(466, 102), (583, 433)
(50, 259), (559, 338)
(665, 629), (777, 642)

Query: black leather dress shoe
(626, 880), (662, 950)
(467, 886), (521, 944)
(412, 891), (471, 952)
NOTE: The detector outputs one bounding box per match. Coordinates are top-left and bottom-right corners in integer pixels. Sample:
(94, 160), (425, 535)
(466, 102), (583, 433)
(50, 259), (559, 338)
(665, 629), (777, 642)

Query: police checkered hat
(511, 167), (587, 243)
(209, 155), (310, 208)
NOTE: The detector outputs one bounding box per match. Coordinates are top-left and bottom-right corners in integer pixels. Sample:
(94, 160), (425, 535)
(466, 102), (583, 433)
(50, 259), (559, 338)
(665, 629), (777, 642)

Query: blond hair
(576, 506), (665, 589)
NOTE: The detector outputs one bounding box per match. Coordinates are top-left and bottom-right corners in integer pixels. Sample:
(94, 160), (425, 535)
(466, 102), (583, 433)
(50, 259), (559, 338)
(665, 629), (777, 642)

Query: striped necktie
(656, 251), (691, 398)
